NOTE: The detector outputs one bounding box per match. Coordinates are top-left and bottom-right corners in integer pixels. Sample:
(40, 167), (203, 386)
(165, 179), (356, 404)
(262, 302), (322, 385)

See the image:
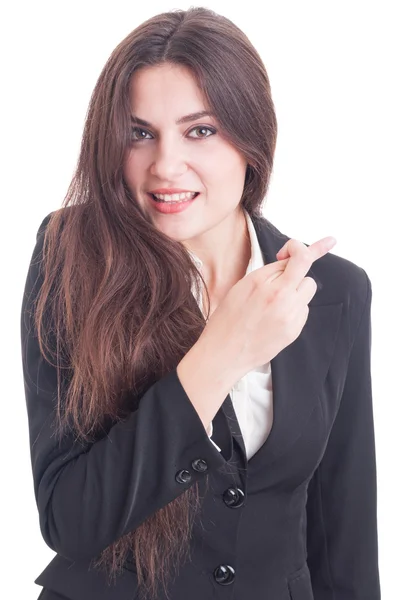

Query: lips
(148, 191), (200, 214)
(149, 189), (199, 194)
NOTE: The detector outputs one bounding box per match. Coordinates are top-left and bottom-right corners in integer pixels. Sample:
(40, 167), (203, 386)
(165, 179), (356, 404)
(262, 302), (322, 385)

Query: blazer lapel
(218, 215), (343, 469)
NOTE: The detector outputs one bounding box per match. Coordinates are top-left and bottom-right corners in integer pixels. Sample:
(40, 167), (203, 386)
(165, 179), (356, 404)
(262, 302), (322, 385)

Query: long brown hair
(33, 6), (277, 600)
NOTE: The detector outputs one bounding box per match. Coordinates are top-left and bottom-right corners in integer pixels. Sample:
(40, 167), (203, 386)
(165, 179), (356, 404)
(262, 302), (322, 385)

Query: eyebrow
(130, 110), (215, 127)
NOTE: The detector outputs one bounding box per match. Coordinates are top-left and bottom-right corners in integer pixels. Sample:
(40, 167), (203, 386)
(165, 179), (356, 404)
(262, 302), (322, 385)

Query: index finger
(279, 236), (336, 289)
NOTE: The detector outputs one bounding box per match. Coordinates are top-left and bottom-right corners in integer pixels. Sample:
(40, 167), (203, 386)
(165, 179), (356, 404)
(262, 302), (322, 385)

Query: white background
(1, 1), (396, 597)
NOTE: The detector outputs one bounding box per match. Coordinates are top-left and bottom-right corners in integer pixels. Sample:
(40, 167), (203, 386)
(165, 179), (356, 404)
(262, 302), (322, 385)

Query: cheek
(205, 159), (246, 192)
(123, 153), (146, 187)
(209, 145), (246, 176)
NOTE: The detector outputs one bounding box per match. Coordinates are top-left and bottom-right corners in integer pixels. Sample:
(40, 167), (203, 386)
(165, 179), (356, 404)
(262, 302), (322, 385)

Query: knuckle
(310, 278), (318, 294)
(270, 284), (286, 302)
(275, 305), (291, 327)
(305, 275), (317, 288)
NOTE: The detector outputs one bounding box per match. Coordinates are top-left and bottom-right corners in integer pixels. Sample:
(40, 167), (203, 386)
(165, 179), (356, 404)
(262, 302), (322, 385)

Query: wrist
(176, 338), (238, 432)
(185, 336), (239, 395)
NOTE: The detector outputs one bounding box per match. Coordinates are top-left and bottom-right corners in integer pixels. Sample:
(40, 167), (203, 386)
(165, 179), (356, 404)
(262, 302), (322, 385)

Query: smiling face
(123, 62), (248, 247)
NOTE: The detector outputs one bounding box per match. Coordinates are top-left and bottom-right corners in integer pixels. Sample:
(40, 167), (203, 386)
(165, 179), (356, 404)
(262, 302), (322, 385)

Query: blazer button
(213, 564), (235, 585)
(191, 458), (208, 472)
(223, 487), (245, 508)
(175, 469), (192, 484)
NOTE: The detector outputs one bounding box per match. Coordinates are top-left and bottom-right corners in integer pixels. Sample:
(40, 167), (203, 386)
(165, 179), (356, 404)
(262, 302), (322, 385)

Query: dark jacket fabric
(21, 210), (381, 600)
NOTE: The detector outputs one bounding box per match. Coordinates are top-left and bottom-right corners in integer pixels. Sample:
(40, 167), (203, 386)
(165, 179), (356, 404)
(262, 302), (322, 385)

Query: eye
(130, 127), (153, 141)
(188, 126), (216, 139)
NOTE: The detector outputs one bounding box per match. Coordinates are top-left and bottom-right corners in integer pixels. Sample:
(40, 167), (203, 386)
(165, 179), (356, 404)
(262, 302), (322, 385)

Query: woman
(21, 7), (380, 600)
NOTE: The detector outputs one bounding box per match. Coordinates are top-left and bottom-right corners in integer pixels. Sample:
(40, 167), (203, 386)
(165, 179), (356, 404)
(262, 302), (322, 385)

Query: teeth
(152, 192), (197, 202)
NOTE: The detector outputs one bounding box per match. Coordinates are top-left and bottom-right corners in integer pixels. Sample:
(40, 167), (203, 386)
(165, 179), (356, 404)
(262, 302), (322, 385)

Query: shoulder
(304, 242), (372, 346)
(36, 205), (74, 234)
(307, 245), (371, 318)
(34, 206), (77, 251)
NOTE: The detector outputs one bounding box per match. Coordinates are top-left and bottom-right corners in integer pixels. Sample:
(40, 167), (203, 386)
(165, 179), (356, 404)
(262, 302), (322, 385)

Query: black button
(191, 458), (208, 472)
(175, 469), (192, 484)
(213, 564), (235, 585)
(223, 487), (245, 508)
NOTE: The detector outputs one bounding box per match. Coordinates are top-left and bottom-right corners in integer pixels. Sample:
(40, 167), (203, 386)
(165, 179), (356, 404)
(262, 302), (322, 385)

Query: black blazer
(21, 211), (381, 600)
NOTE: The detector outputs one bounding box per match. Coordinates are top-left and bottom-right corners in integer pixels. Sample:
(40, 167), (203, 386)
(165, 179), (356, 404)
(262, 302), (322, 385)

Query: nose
(149, 136), (188, 180)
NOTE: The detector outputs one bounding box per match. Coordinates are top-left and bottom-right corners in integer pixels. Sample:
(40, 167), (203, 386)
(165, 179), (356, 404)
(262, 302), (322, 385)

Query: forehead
(129, 63), (208, 118)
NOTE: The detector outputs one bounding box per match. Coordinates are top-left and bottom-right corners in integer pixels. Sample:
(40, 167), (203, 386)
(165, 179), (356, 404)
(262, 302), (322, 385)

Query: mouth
(148, 192), (200, 204)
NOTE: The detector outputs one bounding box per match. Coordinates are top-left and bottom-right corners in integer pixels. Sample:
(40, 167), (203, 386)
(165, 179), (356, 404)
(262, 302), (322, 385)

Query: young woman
(21, 7), (380, 600)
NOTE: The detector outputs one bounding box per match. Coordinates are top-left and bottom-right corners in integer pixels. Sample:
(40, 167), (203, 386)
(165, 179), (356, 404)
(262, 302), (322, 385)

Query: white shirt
(188, 210), (274, 460)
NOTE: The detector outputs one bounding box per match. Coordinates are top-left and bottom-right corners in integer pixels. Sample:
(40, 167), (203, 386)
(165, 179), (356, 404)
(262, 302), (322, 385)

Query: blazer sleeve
(305, 269), (381, 599)
(21, 213), (232, 563)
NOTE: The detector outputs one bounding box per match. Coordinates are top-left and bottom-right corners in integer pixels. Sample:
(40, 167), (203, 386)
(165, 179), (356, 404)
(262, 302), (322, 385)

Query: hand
(198, 235), (337, 378)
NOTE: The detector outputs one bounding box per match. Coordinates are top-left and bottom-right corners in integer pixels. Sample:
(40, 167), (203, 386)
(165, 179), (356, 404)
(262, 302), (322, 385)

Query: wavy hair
(33, 7), (277, 600)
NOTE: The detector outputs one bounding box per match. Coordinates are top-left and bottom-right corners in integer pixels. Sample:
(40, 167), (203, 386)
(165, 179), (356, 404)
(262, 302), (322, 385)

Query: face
(123, 63), (248, 249)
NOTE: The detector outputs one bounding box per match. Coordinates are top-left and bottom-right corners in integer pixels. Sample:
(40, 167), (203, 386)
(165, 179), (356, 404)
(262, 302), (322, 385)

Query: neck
(192, 208), (252, 297)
